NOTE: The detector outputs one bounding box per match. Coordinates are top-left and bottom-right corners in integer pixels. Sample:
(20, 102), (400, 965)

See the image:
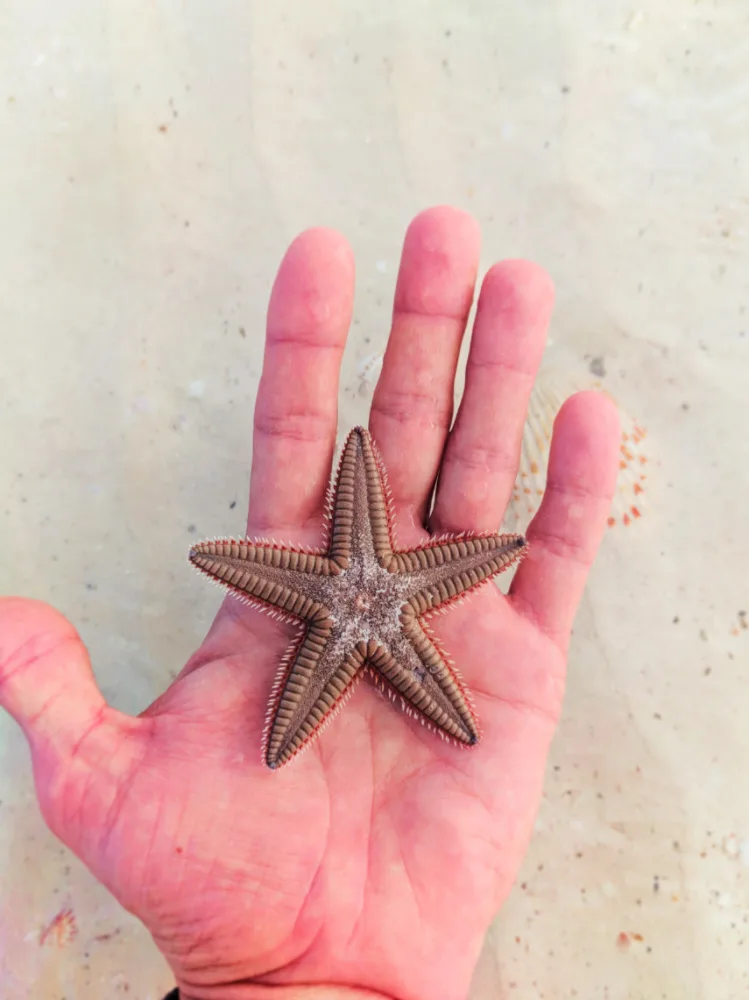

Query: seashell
(356, 352), (384, 397)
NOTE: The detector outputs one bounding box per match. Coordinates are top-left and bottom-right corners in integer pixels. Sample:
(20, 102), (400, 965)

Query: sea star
(189, 427), (526, 769)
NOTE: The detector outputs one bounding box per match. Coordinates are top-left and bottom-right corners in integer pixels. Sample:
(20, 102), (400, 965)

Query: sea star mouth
(354, 593), (371, 612)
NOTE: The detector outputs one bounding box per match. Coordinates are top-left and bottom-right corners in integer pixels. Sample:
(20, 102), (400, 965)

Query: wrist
(173, 985), (399, 1000)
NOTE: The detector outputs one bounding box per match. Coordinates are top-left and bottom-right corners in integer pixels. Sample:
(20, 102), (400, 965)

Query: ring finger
(430, 259), (554, 534)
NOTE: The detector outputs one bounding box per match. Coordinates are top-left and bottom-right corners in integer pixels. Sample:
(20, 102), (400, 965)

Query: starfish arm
(264, 625), (364, 769)
(368, 626), (479, 745)
(328, 427), (394, 570)
(387, 533), (527, 612)
(189, 539), (336, 622)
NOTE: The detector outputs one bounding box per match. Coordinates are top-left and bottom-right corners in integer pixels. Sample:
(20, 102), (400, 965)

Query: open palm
(0, 208), (619, 1000)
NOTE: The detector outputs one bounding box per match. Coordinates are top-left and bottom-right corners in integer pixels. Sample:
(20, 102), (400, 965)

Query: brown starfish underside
(189, 427), (526, 769)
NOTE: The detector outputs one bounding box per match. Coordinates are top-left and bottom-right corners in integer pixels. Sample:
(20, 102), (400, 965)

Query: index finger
(248, 228), (355, 539)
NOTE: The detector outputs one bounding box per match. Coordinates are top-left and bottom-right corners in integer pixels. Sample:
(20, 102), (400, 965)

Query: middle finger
(369, 207), (481, 533)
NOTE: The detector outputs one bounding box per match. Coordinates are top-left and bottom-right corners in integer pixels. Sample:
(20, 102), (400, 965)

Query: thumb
(0, 597), (109, 757)
(0, 598), (146, 847)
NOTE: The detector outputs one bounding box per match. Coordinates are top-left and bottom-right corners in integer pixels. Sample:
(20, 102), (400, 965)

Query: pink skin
(0, 207), (620, 1000)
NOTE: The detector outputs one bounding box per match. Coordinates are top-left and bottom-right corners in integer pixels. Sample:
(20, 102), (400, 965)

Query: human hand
(0, 207), (620, 1000)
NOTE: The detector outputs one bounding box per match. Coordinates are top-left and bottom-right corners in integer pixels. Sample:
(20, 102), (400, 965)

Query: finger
(508, 391), (620, 646)
(370, 207), (481, 530)
(0, 598), (153, 865)
(248, 228), (355, 537)
(0, 597), (125, 762)
(430, 260), (554, 533)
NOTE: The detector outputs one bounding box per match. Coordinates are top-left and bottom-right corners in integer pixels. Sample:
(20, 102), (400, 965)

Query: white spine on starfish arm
(400, 527), (516, 551)
(321, 515), (333, 550)
(260, 655), (364, 769)
(368, 432), (399, 551)
(364, 664), (477, 750)
(193, 566), (303, 626)
(263, 629), (308, 720)
(418, 616), (480, 736)
(420, 614), (479, 721)
(261, 631), (306, 758)
(317, 428), (365, 550)
(199, 534), (329, 557)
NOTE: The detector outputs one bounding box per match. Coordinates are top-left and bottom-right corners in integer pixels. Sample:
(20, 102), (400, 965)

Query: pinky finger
(508, 391), (620, 647)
